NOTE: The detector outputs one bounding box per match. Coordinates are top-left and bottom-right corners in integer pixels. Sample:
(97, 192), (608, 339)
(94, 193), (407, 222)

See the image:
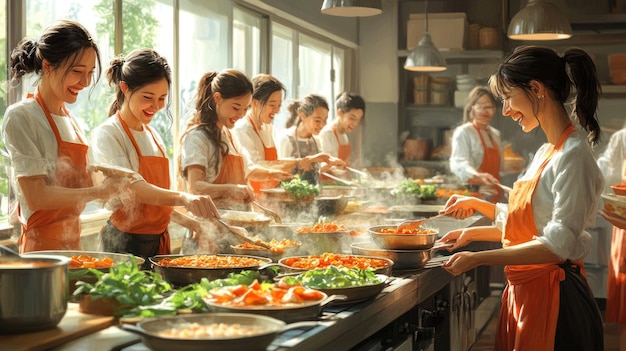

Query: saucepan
(120, 313), (325, 351)
(0, 245), (71, 334)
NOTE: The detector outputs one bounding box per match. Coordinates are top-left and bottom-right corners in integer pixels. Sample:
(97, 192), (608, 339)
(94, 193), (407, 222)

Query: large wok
(120, 313), (323, 351)
(350, 242), (431, 270)
(205, 291), (346, 323)
(150, 254), (272, 287)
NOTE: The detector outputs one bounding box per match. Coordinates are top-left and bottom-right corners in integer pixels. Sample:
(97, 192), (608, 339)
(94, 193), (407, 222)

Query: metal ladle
(0, 244), (23, 262)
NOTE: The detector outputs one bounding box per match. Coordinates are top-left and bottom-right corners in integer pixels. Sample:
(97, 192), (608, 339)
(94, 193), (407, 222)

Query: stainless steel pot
(120, 313), (323, 351)
(0, 252), (70, 334)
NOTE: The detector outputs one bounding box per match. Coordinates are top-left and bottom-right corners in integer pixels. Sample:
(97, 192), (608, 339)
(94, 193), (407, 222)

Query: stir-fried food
(69, 255), (115, 269)
(158, 255), (266, 268)
(233, 239), (301, 253)
(375, 227), (438, 235)
(295, 221), (348, 233)
(207, 279), (325, 307)
(281, 253), (390, 271)
(158, 322), (270, 339)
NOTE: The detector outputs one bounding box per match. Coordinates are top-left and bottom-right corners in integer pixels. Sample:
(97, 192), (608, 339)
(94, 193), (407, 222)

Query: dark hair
(106, 48), (172, 119)
(285, 93), (329, 128)
(336, 91), (366, 119)
(180, 69), (253, 177)
(252, 74), (286, 104)
(463, 86), (497, 123)
(9, 19), (101, 87)
(489, 45), (601, 145)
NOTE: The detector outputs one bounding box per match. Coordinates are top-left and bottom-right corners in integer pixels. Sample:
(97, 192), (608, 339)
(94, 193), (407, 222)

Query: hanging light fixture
(404, 0), (446, 72)
(321, 0), (383, 17)
(507, 0), (572, 40)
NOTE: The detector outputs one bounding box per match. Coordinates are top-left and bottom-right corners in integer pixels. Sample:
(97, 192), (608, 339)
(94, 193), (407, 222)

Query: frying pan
(149, 254), (272, 287)
(275, 273), (390, 304)
(120, 313), (324, 351)
(205, 292), (346, 323)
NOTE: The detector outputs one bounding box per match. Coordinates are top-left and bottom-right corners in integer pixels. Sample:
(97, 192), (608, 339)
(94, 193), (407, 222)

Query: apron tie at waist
(505, 261), (566, 285)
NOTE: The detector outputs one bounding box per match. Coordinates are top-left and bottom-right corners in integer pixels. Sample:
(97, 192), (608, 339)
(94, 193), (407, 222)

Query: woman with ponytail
(91, 48), (219, 265)
(2, 20), (127, 253)
(438, 46), (604, 350)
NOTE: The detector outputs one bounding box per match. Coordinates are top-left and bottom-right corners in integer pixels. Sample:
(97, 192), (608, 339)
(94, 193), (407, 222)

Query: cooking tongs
(321, 172), (357, 187)
(213, 216), (272, 250)
(250, 200), (282, 224)
(397, 213), (448, 232)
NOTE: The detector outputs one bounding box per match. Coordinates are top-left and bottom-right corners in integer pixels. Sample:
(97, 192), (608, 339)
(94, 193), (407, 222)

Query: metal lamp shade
(321, 0), (383, 17)
(507, 0), (572, 40)
(404, 32), (447, 72)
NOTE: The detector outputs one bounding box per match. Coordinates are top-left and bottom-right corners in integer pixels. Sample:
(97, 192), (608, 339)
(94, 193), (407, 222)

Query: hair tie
(26, 41), (38, 59)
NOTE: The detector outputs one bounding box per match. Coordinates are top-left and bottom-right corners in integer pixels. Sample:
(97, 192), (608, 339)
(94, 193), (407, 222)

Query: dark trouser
(99, 220), (162, 270)
(554, 260), (604, 351)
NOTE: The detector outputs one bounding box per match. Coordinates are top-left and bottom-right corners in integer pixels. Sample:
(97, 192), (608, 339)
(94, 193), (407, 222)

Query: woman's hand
(442, 195), (477, 219)
(469, 172), (498, 185)
(442, 251), (478, 276)
(438, 228), (472, 251)
(271, 169), (294, 182)
(182, 193), (220, 219)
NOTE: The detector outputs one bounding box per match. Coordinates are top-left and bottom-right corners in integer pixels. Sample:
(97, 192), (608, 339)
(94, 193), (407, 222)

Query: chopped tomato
(296, 288), (325, 301)
(242, 289), (269, 305)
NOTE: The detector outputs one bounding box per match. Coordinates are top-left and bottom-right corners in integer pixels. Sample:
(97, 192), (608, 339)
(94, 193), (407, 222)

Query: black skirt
(99, 220), (162, 270)
(553, 260), (604, 351)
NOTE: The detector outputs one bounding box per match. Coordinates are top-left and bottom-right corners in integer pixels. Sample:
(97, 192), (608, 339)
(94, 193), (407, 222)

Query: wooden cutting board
(0, 303), (115, 351)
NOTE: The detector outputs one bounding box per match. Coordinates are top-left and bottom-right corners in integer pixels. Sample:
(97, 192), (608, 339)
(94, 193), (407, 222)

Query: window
(233, 7), (263, 76)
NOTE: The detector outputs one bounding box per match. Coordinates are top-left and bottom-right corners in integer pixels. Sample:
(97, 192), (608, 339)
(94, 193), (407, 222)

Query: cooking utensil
(0, 244), (22, 262)
(397, 212), (448, 232)
(91, 164), (136, 178)
(219, 209), (272, 229)
(369, 225), (439, 250)
(346, 167), (368, 178)
(0, 250), (70, 334)
(250, 200), (282, 224)
(120, 313), (325, 351)
(350, 242), (431, 270)
(230, 243), (301, 262)
(491, 180), (512, 192)
(205, 292), (346, 323)
(149, 254), (272, 287)
(321, 172), (357, 186)
(214, 216), (272, 250)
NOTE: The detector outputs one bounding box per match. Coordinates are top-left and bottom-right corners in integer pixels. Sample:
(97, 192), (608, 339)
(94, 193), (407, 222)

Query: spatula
(397, 213), (448, 232)
(250, 200), (282, 224)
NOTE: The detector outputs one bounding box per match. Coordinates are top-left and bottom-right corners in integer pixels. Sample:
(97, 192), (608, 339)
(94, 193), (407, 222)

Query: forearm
(19, 177), (107, 210)
(171, 210), (201, 233)
(463, 225), (502, 242)
(130, 181), (187, 207)
(472, 240), (561, 266)
(471, 198), (496, 221)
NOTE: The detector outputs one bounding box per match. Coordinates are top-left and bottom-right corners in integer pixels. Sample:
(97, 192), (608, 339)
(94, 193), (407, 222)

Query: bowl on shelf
(612, 184), (626, 196)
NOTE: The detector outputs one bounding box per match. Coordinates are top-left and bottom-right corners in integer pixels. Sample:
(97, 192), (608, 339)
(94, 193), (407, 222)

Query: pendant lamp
(403, 0), (447, 72)
(321, 0), (383, 17)
(507, 0), (572, 40)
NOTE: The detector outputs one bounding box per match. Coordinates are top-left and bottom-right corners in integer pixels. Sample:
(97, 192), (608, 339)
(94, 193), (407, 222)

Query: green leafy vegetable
(283, 266), (382, 289)
(281, 175), (319, 201)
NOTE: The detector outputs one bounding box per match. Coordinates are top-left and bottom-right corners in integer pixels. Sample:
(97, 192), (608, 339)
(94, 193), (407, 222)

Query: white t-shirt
(232, 116), (276, 164)
(494, 132), (604, 260)
(449, 122), (502, 182)
(91, 115), (168, 183)
(180, 126), (252, 183)
(319, 124), (348, 158)
(2, 98), (92, 222)
(276, 126), (321, 159)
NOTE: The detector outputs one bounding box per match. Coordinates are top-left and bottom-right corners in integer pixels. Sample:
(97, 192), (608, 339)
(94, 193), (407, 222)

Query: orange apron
(19, 91), (92, 253)
(495, 124), (576, 351)
(247, 116), (279, 192)
(469, 123), (501, 201)
(109, 113), (172, 254)
(333, 129), (351, 164)
(214, 130), (246, 185)
(606, 157), (626, 325)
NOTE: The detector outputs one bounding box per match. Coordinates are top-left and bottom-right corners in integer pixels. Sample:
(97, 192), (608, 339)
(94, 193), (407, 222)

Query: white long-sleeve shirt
(449, 122), (502, 182)
(597, 128), (626, 191)
(494, 132), (604, 260)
